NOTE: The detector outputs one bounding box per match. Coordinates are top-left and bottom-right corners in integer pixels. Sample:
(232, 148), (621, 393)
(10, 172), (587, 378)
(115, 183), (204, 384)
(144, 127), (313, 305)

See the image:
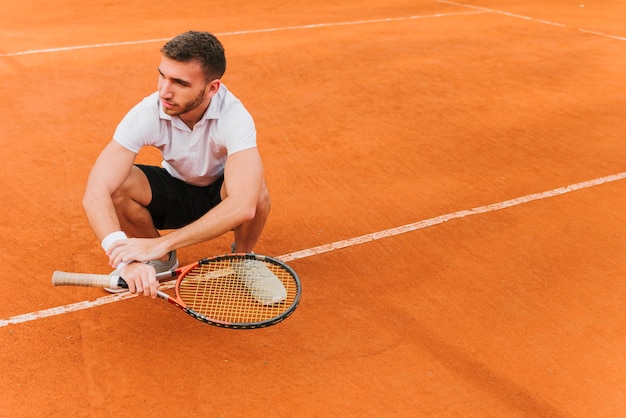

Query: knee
(258, 182), (271, 214)
(110, 182), (130, 210)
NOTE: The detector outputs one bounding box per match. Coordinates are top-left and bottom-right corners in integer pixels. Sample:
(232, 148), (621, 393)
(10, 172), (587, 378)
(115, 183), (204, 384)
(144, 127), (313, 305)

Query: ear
(205, 79), (221, 98)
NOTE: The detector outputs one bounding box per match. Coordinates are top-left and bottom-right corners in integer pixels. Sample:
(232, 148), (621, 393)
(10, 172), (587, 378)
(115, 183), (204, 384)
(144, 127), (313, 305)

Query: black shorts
(136, 165), (224, 230)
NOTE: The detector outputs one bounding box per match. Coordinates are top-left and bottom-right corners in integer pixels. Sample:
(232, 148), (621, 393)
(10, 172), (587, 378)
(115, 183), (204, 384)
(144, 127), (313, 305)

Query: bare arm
(161, 147), (265, 250)
(82, 140), (137, 241)
(83, 140), (162, 298)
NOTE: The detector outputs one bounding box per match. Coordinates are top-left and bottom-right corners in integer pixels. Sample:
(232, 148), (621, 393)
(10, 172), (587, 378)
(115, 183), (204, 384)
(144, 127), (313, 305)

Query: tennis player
(82, 31), (285, 302)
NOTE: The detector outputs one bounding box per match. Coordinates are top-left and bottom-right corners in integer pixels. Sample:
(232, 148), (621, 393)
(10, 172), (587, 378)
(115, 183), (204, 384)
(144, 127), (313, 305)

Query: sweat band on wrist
(101, 231), (128, 252)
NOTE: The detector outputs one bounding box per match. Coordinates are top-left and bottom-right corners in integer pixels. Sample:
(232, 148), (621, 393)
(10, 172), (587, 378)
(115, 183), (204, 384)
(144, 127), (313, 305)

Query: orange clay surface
(1, 1), (625, 416)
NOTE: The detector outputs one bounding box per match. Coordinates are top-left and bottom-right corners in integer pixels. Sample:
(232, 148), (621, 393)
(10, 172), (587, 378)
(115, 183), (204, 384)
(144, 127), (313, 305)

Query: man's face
(157, 56), (210, 118)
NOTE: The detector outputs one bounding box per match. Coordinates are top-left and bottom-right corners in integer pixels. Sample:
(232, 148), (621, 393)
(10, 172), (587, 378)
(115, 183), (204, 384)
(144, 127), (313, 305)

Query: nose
(158, 79), (173, 99)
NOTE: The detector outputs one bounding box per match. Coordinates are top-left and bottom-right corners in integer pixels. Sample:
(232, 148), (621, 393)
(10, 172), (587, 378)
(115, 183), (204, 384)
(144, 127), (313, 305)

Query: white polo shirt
(113, 84), (256, 187)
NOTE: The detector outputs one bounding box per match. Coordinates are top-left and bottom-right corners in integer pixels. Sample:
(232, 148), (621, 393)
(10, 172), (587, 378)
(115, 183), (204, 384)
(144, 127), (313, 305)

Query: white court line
(438, 0), (626, 41)
(0, 10), (486, 57)
(577, 28), (626, 42)
(2, 171), (626, 328)
(437, 0), (564, 27)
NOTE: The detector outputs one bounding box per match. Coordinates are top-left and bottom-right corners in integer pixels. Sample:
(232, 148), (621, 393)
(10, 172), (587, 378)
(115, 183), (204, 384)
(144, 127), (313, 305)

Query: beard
(162, 86), (206, 116)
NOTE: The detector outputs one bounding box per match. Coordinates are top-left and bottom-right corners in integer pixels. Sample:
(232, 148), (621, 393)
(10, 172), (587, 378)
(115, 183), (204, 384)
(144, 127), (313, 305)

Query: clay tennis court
(1, 0), (625, 416)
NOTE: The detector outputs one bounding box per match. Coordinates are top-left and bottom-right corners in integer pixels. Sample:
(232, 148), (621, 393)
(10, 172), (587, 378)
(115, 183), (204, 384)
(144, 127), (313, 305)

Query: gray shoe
(147, 250), (179, 273)
(232, 259), (287, 305)
(105, 250), (179, 294)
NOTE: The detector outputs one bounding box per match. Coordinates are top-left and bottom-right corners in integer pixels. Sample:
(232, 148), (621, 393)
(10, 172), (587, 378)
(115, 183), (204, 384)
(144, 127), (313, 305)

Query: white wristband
(101, 231), (128, 252)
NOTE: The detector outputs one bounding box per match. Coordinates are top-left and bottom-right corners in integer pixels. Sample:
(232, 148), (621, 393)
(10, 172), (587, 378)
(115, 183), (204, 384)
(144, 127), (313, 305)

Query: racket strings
(177, 258), (298, 324)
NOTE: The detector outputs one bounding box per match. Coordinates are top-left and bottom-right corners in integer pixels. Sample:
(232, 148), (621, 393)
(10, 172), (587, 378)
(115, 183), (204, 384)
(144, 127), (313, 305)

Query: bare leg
(111, 166), (162, 240)
(231, 180), (271, 253)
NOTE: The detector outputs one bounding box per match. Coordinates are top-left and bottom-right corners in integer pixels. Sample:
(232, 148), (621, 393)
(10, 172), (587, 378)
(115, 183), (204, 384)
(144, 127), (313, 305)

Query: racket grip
(52, 271), (123, 289)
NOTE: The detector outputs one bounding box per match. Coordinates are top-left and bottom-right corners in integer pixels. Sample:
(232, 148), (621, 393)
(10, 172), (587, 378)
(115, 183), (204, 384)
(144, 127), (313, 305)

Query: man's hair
(161, 31), (226, 81)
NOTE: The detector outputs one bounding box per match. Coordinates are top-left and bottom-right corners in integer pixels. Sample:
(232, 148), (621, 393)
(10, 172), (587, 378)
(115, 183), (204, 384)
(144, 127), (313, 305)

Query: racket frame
(52, 253), (301, 329)
(166, 254), (301, 329)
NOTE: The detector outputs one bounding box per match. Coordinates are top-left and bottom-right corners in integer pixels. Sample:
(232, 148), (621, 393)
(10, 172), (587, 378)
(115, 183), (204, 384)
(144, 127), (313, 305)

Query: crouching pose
(83, 31), (285, 303)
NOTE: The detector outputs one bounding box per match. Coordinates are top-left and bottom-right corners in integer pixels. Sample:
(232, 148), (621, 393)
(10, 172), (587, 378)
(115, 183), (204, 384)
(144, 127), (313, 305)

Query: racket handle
(52, 271), (124, 289)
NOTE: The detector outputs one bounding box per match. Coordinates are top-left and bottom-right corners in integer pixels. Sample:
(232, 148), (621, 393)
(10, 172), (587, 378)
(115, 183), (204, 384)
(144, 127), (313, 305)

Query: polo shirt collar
(158, 84), (224, 129)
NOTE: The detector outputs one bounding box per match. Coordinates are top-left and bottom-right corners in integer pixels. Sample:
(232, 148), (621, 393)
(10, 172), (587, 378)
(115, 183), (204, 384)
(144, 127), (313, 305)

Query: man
(83, 31), (285, 303)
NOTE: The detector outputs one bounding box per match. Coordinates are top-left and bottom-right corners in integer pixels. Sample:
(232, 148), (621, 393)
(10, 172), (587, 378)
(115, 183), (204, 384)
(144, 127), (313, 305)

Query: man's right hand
(118, 262), (159, 298)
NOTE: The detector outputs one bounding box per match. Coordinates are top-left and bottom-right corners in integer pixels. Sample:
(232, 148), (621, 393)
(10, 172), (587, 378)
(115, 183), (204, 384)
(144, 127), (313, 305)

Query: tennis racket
(52, 253), (301, 329)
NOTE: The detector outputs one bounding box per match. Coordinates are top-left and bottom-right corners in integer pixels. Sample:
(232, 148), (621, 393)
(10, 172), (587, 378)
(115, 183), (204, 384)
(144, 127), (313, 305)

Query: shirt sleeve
(219, 101), (257, 155)
(112, 95), (159, 153)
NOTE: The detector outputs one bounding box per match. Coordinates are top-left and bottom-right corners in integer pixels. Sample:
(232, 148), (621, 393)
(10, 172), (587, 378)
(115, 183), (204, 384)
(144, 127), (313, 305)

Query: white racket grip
(52, 271), (121, 289)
